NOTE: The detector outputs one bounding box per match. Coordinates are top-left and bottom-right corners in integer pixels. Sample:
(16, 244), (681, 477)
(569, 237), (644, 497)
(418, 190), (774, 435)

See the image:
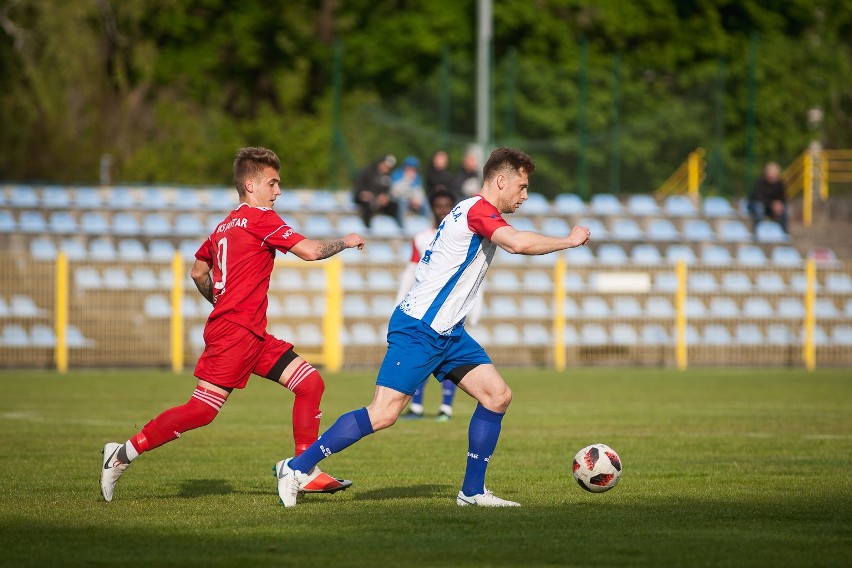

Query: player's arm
(289, 233), (366, 261)
(490, 224), (590, 255)
(191, 259), (214, 304)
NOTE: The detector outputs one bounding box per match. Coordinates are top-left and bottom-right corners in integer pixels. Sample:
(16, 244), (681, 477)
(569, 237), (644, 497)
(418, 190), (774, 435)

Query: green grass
(1, 368), (850, 567)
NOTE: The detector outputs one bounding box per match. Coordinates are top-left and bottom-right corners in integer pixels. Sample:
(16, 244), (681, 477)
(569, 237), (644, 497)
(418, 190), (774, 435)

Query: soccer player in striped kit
(100, 147), (365, 502)
(276, 147), (591, 507)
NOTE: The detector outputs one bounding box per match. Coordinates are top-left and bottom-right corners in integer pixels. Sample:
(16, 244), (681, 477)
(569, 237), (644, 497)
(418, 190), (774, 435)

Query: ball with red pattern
(572, 443), (622, 493)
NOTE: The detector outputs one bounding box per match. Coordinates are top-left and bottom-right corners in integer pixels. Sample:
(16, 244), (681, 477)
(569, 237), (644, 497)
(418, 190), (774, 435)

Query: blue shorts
(376, 309), (491, 396)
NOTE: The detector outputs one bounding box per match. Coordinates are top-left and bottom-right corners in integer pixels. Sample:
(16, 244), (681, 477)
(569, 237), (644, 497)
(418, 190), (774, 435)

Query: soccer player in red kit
(100, 147), (365, 502)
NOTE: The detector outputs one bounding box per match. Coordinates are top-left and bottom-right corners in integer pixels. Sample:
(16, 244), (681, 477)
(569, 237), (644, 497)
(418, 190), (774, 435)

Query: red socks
(129, 387), (226, 454)
(284, 362), (325, 456)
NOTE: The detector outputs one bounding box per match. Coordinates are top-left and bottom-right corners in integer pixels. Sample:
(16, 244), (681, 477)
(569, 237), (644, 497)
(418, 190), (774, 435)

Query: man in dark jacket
(748, 162), (788, 233)
(353, 154), (399, 228)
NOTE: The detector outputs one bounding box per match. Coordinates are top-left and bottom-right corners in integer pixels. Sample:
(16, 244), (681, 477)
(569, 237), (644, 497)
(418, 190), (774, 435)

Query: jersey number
(214, 237), (228, 292)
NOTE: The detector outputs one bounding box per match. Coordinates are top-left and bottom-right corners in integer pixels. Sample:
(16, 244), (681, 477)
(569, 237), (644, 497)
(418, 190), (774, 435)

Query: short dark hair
(233, 147), (281, 196)
(429, 188), (456, 209)
(482, 147), (535, 182)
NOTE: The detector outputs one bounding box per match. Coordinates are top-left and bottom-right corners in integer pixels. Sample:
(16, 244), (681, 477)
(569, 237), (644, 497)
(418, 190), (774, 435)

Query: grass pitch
(1, 367), (850, 567)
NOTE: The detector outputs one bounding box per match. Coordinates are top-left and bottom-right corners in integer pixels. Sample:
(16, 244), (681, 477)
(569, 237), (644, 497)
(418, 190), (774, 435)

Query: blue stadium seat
(688, 271), (718, 293)
(683, 219), (715, 242)
(370, 295), (397, 318)
(641, 324), (669, 345)
(645, 296), (674, 318)
(522, 192), (550, 215)
(0, 210), (15, 232)
(742, 297), (774, 318)
(106, 188), (137, 210)
(665, 244), (696, 265)
(582, 296), (610, 318)
(342, 295), (369, 317)
(66, 325), (94, 348)
(511, 217), (537, 232)
(653, 272), (678, 293)
(664, 195), (697, 217)
(178, 239), (199, 262)
(777, 297), (805, 319)
(173, 188), (204, 211)
(280, 296), (311, 317)
(754, 272), (786, 293)
(42, 186), (72, 209)
(541, 217), (569, 236)
(150, 239), (177, 262)
(74, 187), (103, 209)
(611, 323), (638, 345)
(632, 244), (662, 266)
(703, 324), (732, 345)
(790, 273), (820, 294)
(19, 211), (47, 233)
(832, 325), (852, 345)
(296, 323), (323, 346)
(721, 272), (752, 293)
(718, 219), (752, 243)
(577, 218), (608, 240)
(173, 213), (204, 237)
(492, 323), (522, 346)
(766, 324), (796, 345)
(815, 298), (840, 319)
(129, 267), (159, 290)
(554, 193), (586, 215)
(686, 297), (707, 318)
(564, 272), (585, 292)
(117, 238), (147, 262)
(89, 238), (117, 261)
(30, 324), (56, 348)
(564, 246), (594, 266)
(736, 245), (768, 266)
(709, 297), (739, 318)
(365, 242), (398, 263)
(2, 324), (29, 347)
(347, 323), (380, 346)
(367, 269), (397, 291)
(700, 244), (732, 266)
(48, 211), (77, 233)
(305, 190), (339, 213)
(141, 188), (169, 210)
(79, 211), (110, 235)
(111, 212), (140, 236)
(10, 294), (43, 317)
(206, 189), (237, 211)
(755, 221), (788, 243)
(609, 218), (643, 241)
(590, 193), (623, 216)
(403, 215), (430, 237)
(686, 324), (701, 345)
(337, 215), (368, 234)
(522, 270), (552, 292)
(626, 194), (660, 216)
(521, 323), (551, 346)
(734, 323), (764, 345)
(612, 297), (642, 318)
(102, 267), (130, 289)
(144, 294), (171, 318)
(580, 323), (608, 345)
(646, 218), (680, 241)
(489, 270), (521, 292)
(489, 297), (519, 318)
(519, 297), (550, 318)
(59, 238), (87, 261)
(370, 215), (403, 237)
(826, 272), (852, 294)
(561, 324), (580, 345)
(771, 246), (803, 267)
(598, 244), (628, 265)
(702, 196), (734, 217)
(142, 213), (171, 236)
(30, 237), (57, 260)
(9, 185), (39, 208)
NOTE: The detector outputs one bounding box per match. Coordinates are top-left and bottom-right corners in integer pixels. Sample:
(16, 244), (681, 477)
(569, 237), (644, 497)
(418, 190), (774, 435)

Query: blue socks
(441, 380), (457, 407)
(289, 407), (374, 473)
(411, 387), (424, 406)
(461, 404), (504, 497)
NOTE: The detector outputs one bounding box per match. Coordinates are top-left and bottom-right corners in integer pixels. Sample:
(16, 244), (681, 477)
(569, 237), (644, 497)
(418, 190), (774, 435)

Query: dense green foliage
(1, 1), (850, 196)
(1, 368), (850, 567)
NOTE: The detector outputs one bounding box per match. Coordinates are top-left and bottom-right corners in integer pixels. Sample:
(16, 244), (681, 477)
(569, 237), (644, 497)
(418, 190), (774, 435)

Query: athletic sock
(440, 379), (457, 410)
(411, 387), (425, 408)
(289, 407), (374, 473)
(461, 404), (504, 497)
(284, 361), (324, 456)
(117, 439), (139, 464)
(129, 386), (226, 455)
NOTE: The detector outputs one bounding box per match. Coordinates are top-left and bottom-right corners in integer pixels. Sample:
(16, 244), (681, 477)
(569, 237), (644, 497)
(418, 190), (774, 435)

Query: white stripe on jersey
(400, 196), (498, 335)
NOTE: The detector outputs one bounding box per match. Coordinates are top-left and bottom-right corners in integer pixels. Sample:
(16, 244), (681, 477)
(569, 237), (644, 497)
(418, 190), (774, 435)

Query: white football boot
(299, 466), (353, 494)
(273, 458), (308, 507)
(456, 488), (520, 507)
(100, 442), (129, 502)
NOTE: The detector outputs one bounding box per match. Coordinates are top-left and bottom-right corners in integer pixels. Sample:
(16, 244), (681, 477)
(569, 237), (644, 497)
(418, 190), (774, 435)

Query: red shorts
(194, 318), (293, 389)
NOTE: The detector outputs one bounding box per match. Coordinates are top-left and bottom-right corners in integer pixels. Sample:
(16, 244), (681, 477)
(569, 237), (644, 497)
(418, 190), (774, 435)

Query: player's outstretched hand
(344, 233), (366, 250)
(567, 226), (591, 248)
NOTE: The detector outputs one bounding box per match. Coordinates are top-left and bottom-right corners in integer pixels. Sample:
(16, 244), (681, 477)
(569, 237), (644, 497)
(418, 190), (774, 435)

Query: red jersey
(195, 203), (305, 336)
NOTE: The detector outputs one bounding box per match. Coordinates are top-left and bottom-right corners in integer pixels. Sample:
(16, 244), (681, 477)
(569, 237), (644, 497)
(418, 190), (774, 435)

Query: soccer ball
(572, 443), (622, 493)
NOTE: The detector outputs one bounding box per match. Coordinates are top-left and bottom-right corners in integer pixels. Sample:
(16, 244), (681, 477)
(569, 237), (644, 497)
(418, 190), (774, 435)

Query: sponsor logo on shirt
(217, 217), (248, 233)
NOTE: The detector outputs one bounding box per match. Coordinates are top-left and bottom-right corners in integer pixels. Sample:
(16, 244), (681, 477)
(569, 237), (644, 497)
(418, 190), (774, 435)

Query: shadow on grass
(338, 483), (450, 501)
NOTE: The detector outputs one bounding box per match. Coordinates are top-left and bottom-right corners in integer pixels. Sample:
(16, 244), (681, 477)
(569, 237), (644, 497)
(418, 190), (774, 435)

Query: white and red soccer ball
(572, 443), (622, 493)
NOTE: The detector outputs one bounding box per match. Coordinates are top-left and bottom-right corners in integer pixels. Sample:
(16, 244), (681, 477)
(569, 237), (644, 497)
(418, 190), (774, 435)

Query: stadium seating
(42, 186), (72, 209)
(755, 221), (788, 243)
(703, 196), (735, 217)
(626, 194), (660, 216)
(554, 193), (586, 215)
(632, 244), (663, 265)
(590, 193), (623, 216)
(646, 218), (679, 241)
(664, 195), (697, 217)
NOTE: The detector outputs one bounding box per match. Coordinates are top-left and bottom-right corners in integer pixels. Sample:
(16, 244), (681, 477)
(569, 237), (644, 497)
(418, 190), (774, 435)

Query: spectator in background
(426, 150), (454, 199)
(353, 154), (399, 228)
(748, 162), (788, 234)
(453, 148), (482, 199)
(391, 156), (426, 225)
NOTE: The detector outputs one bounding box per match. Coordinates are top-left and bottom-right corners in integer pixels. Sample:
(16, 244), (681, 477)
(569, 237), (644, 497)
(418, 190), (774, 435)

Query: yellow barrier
(553, 255), (566, 371)
(675, 260), (688, 371)
(170, 253), (185, 373)
(803, 259), (816, 371)
(54, 252), (68, 374)
(657, 148), (706, 197)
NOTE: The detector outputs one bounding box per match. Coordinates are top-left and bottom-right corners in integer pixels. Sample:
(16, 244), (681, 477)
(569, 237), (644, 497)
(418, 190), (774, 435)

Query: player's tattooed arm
(289, 233), (365, 261)
(195, 274), (215, 305)
(190, 259), (214, 304)
(316, 239), (347, 260)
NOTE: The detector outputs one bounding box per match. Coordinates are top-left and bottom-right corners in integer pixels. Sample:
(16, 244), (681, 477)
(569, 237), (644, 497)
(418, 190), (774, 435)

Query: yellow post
(170, 252), (184, 373)
(818, 150), (829, 201)
(675, 260), (688, 371)
(803, 259), (816, 371)
(322, 257), (344, 372)
(802, 154), (813, 227)
(54, 252), (69, 374)
(553, 254), (566, 371)
(687, 149), (704, 199)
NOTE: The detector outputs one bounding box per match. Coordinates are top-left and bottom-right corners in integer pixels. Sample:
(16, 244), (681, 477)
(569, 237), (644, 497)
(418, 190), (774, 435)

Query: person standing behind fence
(353, 154), (400, 228)
(99, 147), (366, 502)
(426, 149), (454, 200)
(391, 156), (427, 225)
(274, 146), (591, 508)
(748, 161), (788, 234)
